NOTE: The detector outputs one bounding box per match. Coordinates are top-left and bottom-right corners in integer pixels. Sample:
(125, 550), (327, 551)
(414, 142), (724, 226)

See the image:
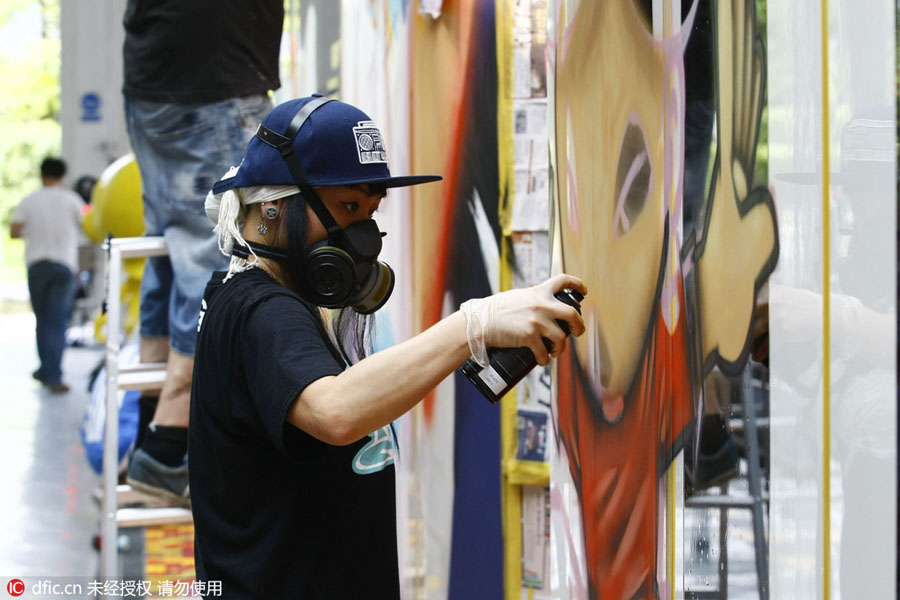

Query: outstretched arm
(289, 274), (587, 445)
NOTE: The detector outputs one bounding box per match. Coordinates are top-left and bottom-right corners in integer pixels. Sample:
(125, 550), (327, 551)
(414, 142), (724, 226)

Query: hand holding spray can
(460, 289), (584, 404)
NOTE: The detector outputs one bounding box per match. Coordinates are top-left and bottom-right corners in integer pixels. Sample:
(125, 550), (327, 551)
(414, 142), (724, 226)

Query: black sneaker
(126, 448), (190, 507)
(686, 435), (740, 493)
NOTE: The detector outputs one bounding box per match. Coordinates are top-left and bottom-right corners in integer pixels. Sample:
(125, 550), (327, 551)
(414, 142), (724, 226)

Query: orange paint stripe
(421, 18), (480, 424)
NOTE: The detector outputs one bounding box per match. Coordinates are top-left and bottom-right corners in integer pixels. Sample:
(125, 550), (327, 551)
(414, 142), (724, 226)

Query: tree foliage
(0, 0), (61, 226)
(0, 0), (60, 283)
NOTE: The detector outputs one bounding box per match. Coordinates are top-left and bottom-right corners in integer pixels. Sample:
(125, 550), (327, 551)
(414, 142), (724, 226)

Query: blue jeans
(28, 261), (76, 385)
(124, 94), (272, 355)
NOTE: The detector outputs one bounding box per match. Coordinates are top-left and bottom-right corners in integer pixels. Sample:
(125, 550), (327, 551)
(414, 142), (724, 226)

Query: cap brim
(210, 173), (442, 195)
(305, 174), (443, 189)
(363, 175), (443, 189)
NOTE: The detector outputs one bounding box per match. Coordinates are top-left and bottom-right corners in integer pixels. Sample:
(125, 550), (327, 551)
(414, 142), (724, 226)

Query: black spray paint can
(460, 288), (584, 404)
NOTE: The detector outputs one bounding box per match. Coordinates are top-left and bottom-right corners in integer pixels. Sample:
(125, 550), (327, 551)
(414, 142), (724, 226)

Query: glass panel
(826, 0), (897, 596)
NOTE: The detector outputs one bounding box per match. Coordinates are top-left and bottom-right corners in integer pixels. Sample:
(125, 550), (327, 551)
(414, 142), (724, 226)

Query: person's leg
(151, 349), (194, 424)
(27, 261), (75, 387)
(123, 96), (194, 499)
(40, 263), (77, 388)
(27, 261), (53, 382)
(135, 334), (166, 449)
(124, 94), (271, 499)
(139, 255), (173, 348)
(149, 92), (273, 414)
(153, 92), (272, 410)
(126, 94), (175, 466)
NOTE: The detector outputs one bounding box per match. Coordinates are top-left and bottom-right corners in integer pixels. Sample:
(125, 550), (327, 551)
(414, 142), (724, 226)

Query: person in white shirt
(10, 157), (85, 393)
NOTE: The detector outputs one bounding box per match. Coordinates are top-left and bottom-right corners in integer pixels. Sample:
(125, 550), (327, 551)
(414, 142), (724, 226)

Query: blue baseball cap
(212, 96), (441, 195)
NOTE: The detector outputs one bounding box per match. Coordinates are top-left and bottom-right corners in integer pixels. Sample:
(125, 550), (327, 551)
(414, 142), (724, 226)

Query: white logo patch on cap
(353, 121), (388, 164)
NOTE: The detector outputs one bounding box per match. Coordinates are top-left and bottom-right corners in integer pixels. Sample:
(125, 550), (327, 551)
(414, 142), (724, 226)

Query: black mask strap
(232, 240), (288, 262)
(254, 97), (344, 240)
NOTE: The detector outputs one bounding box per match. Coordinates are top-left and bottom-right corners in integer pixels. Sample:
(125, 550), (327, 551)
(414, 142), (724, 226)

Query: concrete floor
(0, 300), (103, 579)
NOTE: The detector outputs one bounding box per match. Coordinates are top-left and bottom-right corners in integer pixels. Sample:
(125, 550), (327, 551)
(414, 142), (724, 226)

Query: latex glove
(460, 273), (587, 368)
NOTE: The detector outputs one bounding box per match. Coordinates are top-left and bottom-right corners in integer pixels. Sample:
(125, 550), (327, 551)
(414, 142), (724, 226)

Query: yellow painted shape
(697, 0), (776, 363)
(496, 2), (521, 595)
(697, 173), (775, 361)
(144, 523), (196, 587)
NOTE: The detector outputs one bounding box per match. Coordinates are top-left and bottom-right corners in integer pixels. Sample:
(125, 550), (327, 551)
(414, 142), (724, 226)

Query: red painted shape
(556, 278), (692, 597)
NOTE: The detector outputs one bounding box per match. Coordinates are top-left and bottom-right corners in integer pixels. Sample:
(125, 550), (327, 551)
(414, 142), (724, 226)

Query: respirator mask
(303, 211), (394, 314)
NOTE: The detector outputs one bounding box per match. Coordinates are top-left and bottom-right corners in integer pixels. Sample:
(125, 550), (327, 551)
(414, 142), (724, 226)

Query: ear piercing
(262, 202), (279, 220)
(257, 201), (279, 235)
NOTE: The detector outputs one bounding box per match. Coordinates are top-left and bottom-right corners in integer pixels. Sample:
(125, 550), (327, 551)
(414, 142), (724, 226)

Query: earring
(263, 202), (279, 220)
(257, 201), (279, 236)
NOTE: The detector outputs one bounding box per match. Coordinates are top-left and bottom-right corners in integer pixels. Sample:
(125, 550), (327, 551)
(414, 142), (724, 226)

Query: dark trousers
(27, 261), (76, 385)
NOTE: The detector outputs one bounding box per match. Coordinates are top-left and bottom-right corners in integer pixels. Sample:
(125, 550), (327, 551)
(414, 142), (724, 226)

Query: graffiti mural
(410, 3), (505, 598)
(548, 0), (778, 596)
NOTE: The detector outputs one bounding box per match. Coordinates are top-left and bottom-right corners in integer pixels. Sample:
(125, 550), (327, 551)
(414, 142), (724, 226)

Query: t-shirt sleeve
(11, 199), (27, 224)
(241, 294), (344, 457)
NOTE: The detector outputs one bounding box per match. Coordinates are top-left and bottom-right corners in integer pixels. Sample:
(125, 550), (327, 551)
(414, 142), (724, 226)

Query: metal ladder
(684, 363), (770, 600)
(99, 236), (193, 580)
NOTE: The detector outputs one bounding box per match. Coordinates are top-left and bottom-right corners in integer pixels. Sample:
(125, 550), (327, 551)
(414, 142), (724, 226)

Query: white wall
(60, 0), (130, 183)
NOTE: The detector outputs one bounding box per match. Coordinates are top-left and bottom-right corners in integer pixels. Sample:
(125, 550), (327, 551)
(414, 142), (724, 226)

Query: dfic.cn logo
(6, 579), (25, 597)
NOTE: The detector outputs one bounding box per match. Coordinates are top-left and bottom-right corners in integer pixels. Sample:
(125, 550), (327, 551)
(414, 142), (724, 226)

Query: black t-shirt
(123, 0), (283, 103)
(189, 268), (400, 599)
